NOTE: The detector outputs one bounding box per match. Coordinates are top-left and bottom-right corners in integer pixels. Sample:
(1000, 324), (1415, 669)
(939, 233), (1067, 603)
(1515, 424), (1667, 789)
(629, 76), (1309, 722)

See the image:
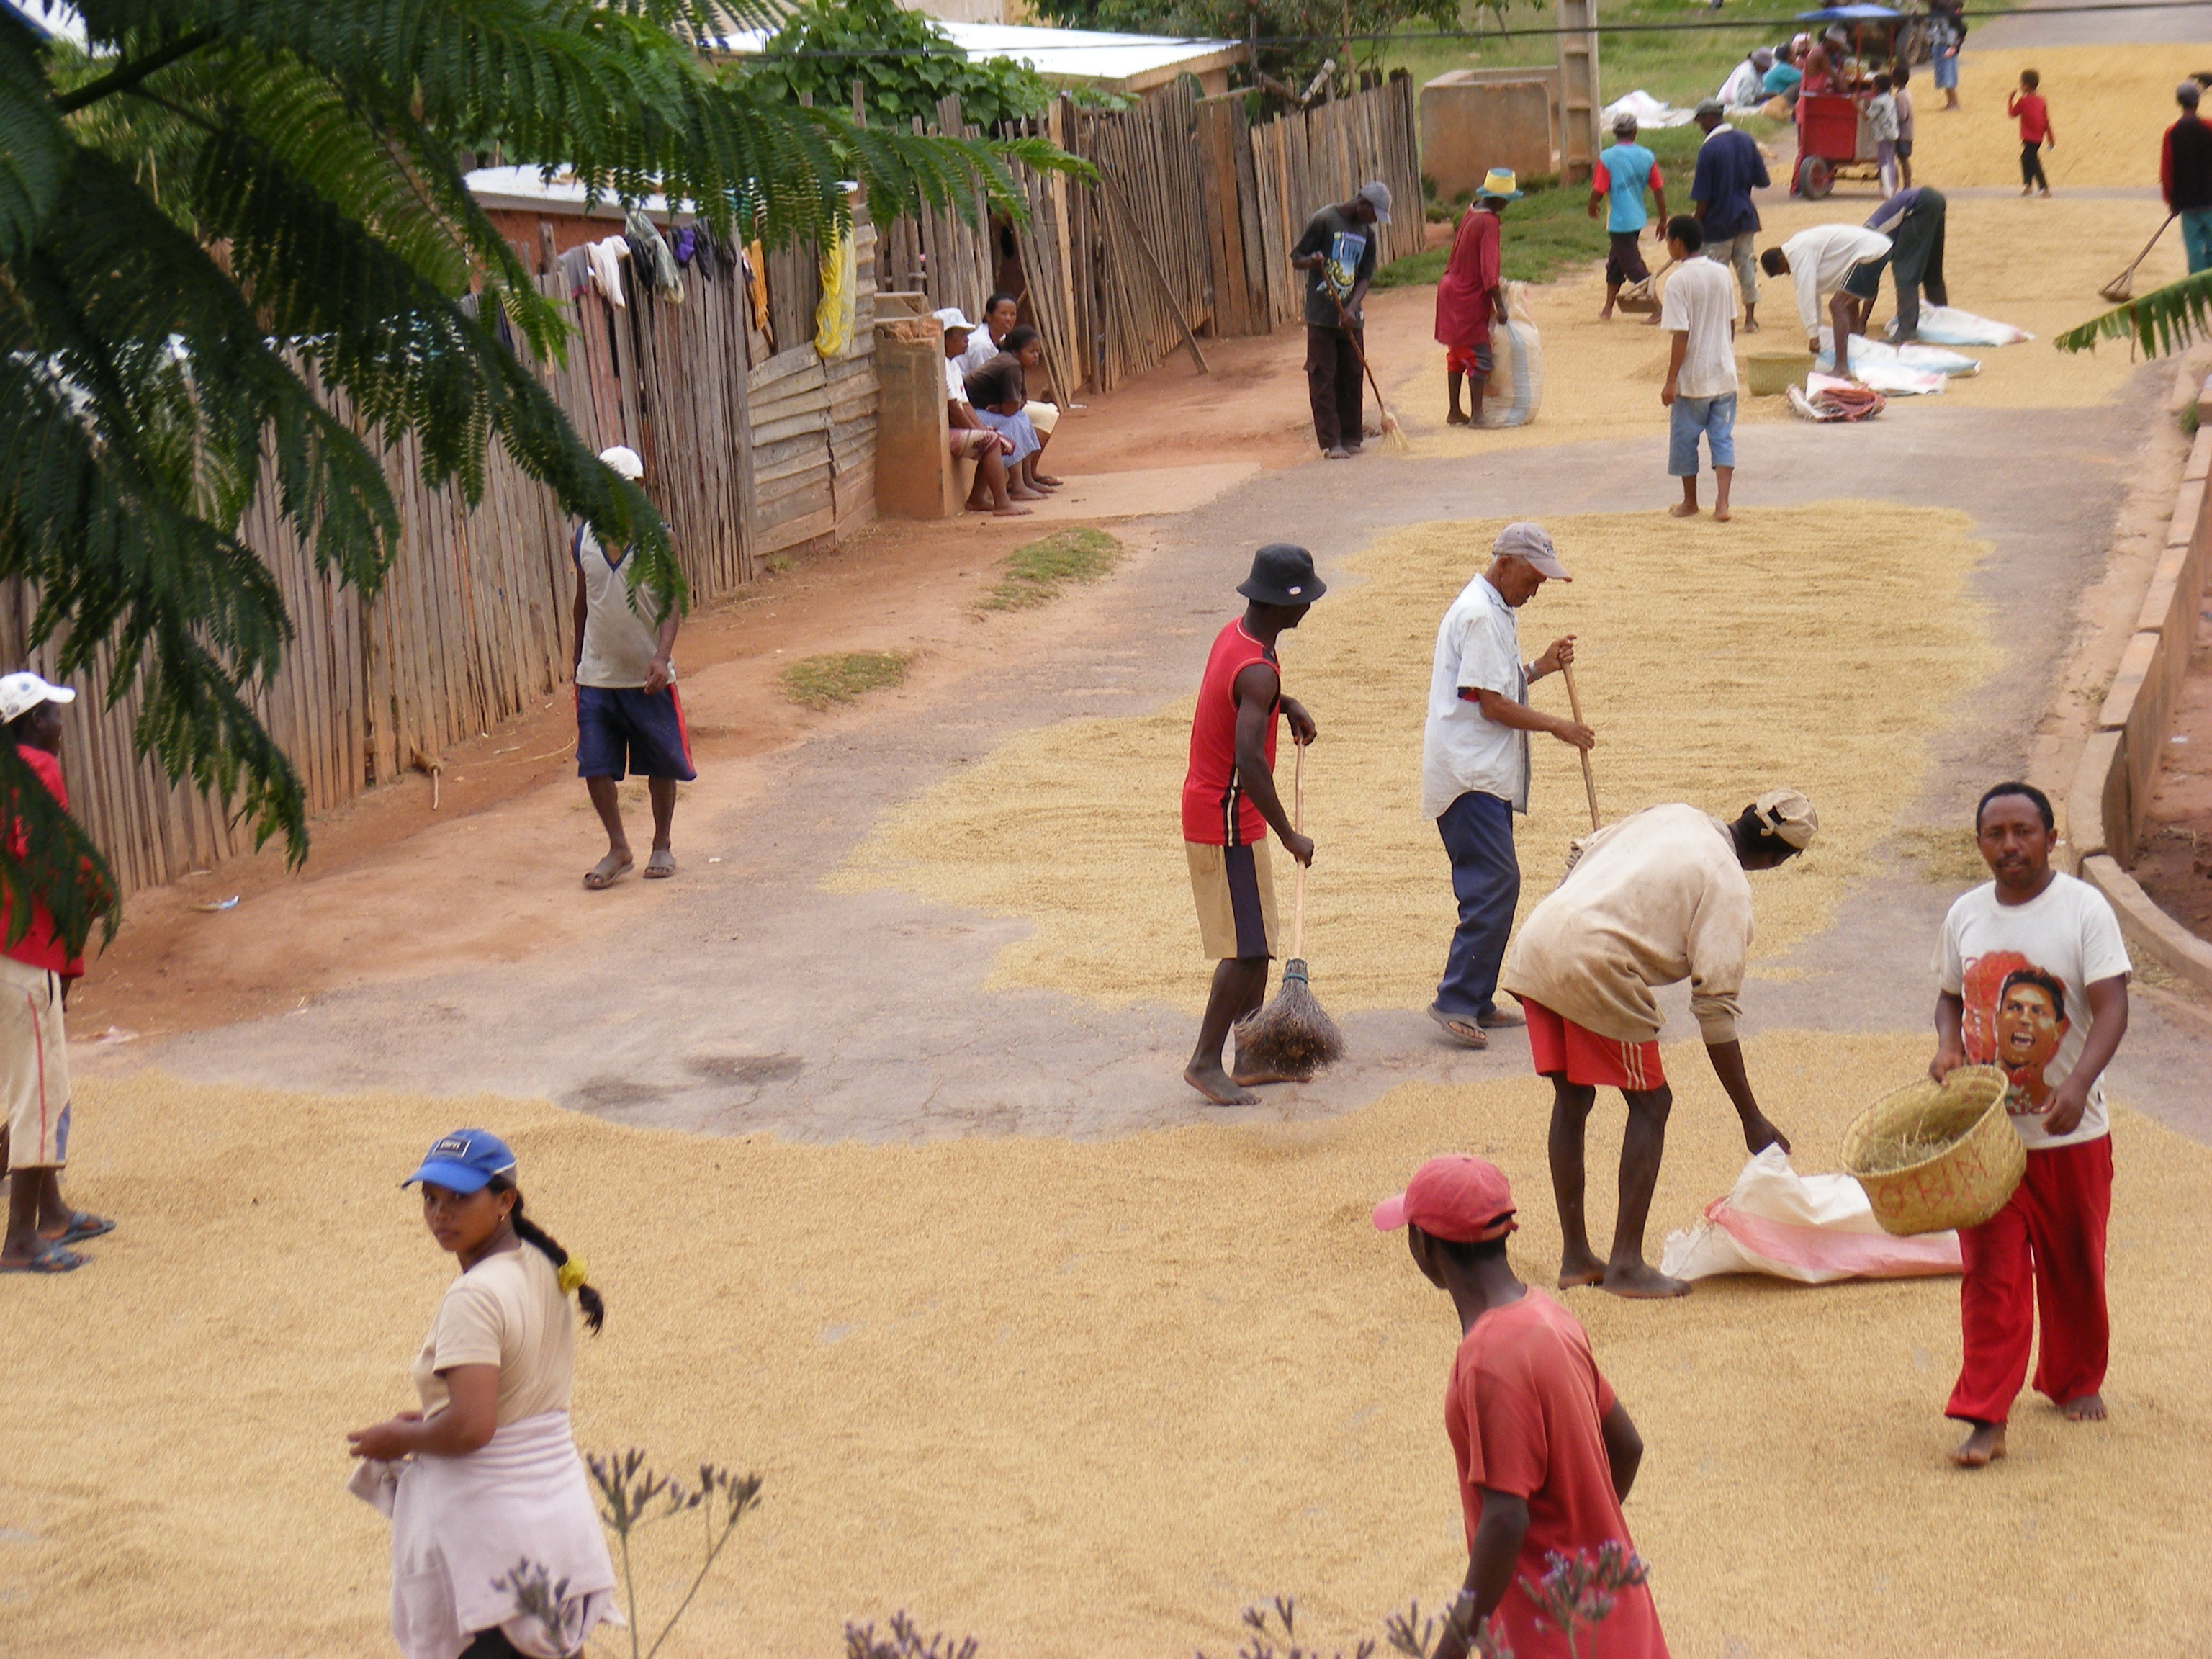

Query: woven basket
(1840, 1066), (2023, 1236)
(1745, 351), (1816, 396)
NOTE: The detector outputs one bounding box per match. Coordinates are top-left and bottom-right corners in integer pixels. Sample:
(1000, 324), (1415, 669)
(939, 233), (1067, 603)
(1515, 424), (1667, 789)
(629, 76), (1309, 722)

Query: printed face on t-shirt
(1326, 228), (1369, 297)
(1963, 951), (2069, 1112)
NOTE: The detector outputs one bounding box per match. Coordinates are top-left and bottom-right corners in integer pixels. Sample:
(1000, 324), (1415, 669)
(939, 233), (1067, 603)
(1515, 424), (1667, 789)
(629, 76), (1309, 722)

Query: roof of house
(719, 20), (1241, 95)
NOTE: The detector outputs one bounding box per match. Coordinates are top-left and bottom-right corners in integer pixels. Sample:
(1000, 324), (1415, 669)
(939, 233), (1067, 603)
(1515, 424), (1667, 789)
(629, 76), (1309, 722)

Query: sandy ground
(1912, 44), (2209, 188)
(9, 1040), (2211, 1659)
(16, 34), (2212, 1657)
(837, 505), (2000, 1012)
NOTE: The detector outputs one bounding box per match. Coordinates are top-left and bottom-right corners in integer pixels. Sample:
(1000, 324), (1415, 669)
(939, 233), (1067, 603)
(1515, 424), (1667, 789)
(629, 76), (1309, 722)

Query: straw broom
(1233, 743), (1344, 1079)
(2100, 213), (2175, 303)
(1334, 295), (1412, 452)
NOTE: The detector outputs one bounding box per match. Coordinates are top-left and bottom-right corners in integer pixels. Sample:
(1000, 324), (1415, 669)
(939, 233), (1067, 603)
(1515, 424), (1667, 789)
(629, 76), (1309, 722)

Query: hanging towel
(745, 240), (770, 332)
(555, 244), (593, 298)
(585, 235), (630, 309)
(625, 208), (683, 301)
(814, 229), (856, 358)
(349, 1411), (622, 1659)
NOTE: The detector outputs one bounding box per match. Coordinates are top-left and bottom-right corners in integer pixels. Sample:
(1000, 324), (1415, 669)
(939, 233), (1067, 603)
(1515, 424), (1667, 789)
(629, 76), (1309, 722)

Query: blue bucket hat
(403, 1128), (518, 1195)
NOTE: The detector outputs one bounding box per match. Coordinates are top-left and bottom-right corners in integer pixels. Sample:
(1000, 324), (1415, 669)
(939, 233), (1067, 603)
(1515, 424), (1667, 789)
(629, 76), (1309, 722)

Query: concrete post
(1555, 0), (1601, 182)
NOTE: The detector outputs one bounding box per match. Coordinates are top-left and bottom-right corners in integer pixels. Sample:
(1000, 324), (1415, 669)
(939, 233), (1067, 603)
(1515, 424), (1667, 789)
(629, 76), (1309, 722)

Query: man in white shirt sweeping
(1761, 222), (1892, 381)
(1659, 215), (1740, 521)
(1420, 523), (1591, 1050)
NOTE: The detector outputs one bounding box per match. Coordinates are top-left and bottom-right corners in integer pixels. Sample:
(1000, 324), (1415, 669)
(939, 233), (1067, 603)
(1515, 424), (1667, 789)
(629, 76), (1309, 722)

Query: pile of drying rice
(837, 506), (1998, 1012)
(7, 1040), (2211, 1656)
(1915, 44), (2196, 190)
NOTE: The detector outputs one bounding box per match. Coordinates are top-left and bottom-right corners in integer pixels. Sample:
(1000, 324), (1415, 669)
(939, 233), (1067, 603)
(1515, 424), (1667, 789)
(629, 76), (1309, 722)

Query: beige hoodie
(1501, 803), (1753, 1045)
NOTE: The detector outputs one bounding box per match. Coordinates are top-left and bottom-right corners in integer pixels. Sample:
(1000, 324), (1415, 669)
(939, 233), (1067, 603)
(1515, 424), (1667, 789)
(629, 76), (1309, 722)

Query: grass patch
(780, 650), (911, 711)
(1375, 122), (1787, 292)
(1892, 824), (1990, 886)
(981, 527), (1124, 611)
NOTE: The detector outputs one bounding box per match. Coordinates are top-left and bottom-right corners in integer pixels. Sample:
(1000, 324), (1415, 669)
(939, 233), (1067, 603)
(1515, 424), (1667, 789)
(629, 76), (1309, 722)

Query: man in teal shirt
(1588, 114), (1668, 321)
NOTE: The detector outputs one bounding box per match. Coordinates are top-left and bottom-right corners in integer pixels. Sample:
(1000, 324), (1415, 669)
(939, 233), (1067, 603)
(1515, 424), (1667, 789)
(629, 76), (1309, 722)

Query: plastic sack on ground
(1913, 305), (2034, 347)
(1815, 330), (1980, 376)
(1659, 1146), (1963, 1284)
(1477, 284), (1543, 428)
(1602, 89), (1695, 128)
(1811, 359), (1946, 396)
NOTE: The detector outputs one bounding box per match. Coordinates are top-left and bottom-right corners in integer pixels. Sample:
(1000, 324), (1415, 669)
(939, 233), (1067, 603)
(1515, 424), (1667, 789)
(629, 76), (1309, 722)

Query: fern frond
(2054, 269), (2212, 359)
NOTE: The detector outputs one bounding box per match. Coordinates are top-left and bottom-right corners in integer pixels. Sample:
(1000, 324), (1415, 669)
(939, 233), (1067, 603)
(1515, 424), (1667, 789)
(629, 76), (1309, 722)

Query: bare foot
(1743, 318), (1761, 333)
(1950, 1422), (2008, 1467)
(1231, 1063), (1301, 1086)
(1184, 1063), (1259, 1106)
(992, 503), (1034, 517)
(1445, 410), (1472, 426)
(1602, 1262), (1693, 1299)
(1324, 446), (1351, 459)
(2062, 1393), (2107, 1422)
(1668, 501), (1700, 518)
(1033, 472), (1063, 486)
(1714, 504), (1732, 523)
(1010, 486), (1046, 501)
(1598, 306), (1614, 321)
(584, 852), (633, 890)
(1558, 1251), (1608, 1290)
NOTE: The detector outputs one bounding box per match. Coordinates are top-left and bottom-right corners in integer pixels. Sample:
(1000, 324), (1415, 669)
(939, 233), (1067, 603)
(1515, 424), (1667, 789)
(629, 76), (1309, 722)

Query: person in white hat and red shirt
(1377, 1154), (1668, 1659)
(574, 446), (693, 890)
(0, 671), (113, 1274)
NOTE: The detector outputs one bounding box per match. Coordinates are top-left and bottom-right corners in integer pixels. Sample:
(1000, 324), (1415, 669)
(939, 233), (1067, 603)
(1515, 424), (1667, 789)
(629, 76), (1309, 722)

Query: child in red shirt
(2008, 69), (2054, 196)
(1377, 1156), (1668, 1659)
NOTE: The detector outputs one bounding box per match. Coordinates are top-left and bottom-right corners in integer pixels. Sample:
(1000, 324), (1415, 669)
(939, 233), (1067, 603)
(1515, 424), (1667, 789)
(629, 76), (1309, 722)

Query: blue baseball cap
(403, 1128), (517, 1195)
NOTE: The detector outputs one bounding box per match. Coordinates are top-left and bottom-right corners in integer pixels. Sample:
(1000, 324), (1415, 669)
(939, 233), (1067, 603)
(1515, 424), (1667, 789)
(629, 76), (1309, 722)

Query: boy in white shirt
(1930, 781), (2131, 1469)
(1866, 73), (1901, 194)
(1658, 216), (1740, 521)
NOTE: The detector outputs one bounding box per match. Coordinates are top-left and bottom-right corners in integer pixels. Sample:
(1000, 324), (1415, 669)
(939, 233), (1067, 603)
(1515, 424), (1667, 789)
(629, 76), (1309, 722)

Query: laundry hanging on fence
(555, 244), (593, 298)
(585, 236), (630, 308)
(625, 208), (683, 302)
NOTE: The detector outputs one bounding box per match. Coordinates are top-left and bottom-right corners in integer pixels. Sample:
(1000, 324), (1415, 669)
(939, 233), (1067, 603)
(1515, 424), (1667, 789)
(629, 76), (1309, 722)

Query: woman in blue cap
(346, 1130), (617, 1659)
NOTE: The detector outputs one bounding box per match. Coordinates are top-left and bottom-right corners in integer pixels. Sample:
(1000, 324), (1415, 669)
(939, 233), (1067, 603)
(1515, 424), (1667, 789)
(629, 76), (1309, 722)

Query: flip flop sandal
(47, 1212), (114, 1246)
(1427, 1007), (1489, 1049)
(0, 1242), (85, 1274)
(642, 850), (676, 880)
(583, 856), (634, 891)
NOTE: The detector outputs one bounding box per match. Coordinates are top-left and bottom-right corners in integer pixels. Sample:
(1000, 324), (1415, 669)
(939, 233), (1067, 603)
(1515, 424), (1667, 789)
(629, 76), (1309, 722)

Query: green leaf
(2054, 269), (2212, 360)
(0, 14), (72, 261)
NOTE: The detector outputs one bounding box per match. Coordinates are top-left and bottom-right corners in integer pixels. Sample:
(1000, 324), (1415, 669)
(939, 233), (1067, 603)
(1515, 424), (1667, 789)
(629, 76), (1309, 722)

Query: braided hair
(487, 1176), (605, 1333)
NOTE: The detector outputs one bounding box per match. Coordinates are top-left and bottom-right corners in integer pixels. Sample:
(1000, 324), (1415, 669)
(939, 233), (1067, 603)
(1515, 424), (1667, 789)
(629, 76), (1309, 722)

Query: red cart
(1792, 91), (1874, 198)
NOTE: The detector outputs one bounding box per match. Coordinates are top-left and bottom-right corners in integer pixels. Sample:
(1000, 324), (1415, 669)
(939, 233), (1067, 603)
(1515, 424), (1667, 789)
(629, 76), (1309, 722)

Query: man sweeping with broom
(1182, 545), (1323, 1106)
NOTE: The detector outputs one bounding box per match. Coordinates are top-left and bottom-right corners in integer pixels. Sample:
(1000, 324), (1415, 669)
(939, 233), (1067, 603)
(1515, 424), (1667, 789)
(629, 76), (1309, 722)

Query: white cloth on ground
(1816, 330), (1980, 375)
(1777, 224), (1892, 339)
(1420, 571), (1529, 819)
(1601, 89), (1694, 128)
(1501, 804), (1754, 1044)
(1660, 256), (1739, 399)
(1912, 304), (2034, 346)
(1810, 362), (1945, 396)
(1660, 1147), (1964, 1283)
(349, 1411), (621, 1659)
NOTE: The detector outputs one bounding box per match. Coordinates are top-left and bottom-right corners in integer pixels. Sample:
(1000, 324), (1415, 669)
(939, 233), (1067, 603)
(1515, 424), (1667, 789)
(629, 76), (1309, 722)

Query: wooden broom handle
(1560, 660), (1599, 832)
(1290, 739), (1306, 960)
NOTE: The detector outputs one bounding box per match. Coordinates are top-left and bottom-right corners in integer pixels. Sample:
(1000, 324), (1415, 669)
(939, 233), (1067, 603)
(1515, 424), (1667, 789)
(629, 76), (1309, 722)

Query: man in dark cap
(1690, 98), (1768, 328)
(1182, 545), (1323, 1105)
(2163, 79), (2212, 273)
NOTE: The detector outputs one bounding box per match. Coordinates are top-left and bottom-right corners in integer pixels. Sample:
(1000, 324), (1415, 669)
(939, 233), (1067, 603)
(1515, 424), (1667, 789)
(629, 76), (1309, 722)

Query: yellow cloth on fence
(814, 231), (857, 359)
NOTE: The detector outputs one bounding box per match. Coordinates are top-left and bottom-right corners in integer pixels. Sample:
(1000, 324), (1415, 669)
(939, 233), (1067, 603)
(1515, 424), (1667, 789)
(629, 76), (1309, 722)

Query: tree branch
(54, 30), (218, 114)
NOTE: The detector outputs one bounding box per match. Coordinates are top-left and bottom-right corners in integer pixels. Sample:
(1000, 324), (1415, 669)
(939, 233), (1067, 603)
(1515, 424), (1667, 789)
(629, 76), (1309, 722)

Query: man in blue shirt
(1588, 114), (1668, 322)
(1689, 98), (1771, 331)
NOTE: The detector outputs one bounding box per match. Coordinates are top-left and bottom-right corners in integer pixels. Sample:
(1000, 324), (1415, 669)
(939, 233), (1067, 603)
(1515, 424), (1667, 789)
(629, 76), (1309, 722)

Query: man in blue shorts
(573, 444), (693, 889)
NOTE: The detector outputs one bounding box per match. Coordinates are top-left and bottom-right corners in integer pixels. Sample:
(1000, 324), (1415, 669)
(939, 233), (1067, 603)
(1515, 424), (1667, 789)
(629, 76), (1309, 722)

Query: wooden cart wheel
(1802, 156), (1835, 199)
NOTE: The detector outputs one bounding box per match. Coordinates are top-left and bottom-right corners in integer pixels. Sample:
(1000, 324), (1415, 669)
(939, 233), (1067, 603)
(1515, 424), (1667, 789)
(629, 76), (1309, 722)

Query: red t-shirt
(1435, 207), (1503, 348)
(2010, 91), (2049, 143)
(3, 745), (83, 976)
(1445, 1292), (1669, 1659)
(1181, 619), (1278, 846)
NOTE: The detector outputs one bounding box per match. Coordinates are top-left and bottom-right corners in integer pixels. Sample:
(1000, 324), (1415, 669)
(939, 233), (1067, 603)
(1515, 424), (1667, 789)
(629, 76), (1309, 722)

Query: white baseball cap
(598, 445), (644, 480)
(0, 672), (74, 726)
(932, 307), (976, 334)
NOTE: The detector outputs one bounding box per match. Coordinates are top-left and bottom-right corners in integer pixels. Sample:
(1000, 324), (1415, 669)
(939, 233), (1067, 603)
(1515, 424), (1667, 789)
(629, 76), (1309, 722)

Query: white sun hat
(0, 672), (75, 726)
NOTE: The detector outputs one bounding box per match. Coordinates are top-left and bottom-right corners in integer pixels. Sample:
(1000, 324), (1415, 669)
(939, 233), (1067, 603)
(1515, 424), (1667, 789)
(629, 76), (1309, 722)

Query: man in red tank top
(1182, 546), (1323, 1105)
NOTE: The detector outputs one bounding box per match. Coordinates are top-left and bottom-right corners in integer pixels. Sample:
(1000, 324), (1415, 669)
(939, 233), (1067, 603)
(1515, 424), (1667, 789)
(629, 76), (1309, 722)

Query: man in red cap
(1377, 1156), (1668, 1659)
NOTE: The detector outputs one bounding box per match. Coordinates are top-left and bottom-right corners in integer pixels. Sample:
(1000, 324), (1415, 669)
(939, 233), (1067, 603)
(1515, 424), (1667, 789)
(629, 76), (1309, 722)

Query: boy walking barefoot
(1658, 216), (1738, 521)
(1180, 546), (1322, 1105)
(2009, 70), (2054, 195)
(1376, 1156), (1669, 1659)
(1930, 783), (2129, 1469)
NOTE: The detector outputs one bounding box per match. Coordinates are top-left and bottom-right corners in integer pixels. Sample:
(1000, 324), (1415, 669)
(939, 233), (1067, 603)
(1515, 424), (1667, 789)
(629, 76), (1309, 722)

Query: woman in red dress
(1435, 169), (1519, 425)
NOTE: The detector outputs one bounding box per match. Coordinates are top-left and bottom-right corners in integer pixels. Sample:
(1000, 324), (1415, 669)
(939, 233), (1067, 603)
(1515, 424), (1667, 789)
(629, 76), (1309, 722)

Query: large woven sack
(1841, 1065), (2023, 1236)
(1476, 283), (1542, 428)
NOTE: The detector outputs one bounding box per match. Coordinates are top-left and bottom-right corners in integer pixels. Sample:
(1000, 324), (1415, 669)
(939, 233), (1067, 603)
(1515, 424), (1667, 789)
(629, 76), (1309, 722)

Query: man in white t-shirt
(1759, 222), (1891, 380)
(1930, 781), (2131, 1469)
(573, 445), (691, 890)
(1659, 215), (1740, 521)
(1419, 523), (1591, 1050)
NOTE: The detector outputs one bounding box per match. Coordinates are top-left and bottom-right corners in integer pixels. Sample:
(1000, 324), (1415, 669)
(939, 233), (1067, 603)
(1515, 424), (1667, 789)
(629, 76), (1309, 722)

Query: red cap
(1372, 1155), (1519, 1243)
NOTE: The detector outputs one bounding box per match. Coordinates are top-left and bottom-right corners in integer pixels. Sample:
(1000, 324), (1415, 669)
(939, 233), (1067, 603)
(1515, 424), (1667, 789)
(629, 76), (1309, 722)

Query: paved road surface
(1972, 0), (2212, 48)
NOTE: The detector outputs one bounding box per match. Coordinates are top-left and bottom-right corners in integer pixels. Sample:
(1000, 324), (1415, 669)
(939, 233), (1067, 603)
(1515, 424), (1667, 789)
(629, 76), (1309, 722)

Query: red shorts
(1446, 341), (1494, 377)
(1522, 997), (1665, 1091)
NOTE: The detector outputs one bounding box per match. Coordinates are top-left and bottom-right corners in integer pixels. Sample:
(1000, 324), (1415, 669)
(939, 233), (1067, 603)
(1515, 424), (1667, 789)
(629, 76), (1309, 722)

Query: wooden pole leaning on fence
(1100, 177), (1209, 375)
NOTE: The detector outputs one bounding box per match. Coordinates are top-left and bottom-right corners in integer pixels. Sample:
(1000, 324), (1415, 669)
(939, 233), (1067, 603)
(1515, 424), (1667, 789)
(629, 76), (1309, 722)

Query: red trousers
(1946, 1134), (2113, 1424)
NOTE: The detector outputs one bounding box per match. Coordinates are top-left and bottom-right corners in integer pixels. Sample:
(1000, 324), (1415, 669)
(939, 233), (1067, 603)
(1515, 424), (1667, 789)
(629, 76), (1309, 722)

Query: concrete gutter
(2070, 371), (2212, 994)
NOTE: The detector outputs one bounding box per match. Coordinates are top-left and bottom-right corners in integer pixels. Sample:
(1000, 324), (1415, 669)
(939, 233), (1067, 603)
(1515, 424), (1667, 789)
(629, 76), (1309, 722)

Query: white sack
(1913, 305), (2034, 346)
(1659, 1146), (1963, 1284)
(1816, 330), (1980, 376)
(1475, 283), (1543, 428)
